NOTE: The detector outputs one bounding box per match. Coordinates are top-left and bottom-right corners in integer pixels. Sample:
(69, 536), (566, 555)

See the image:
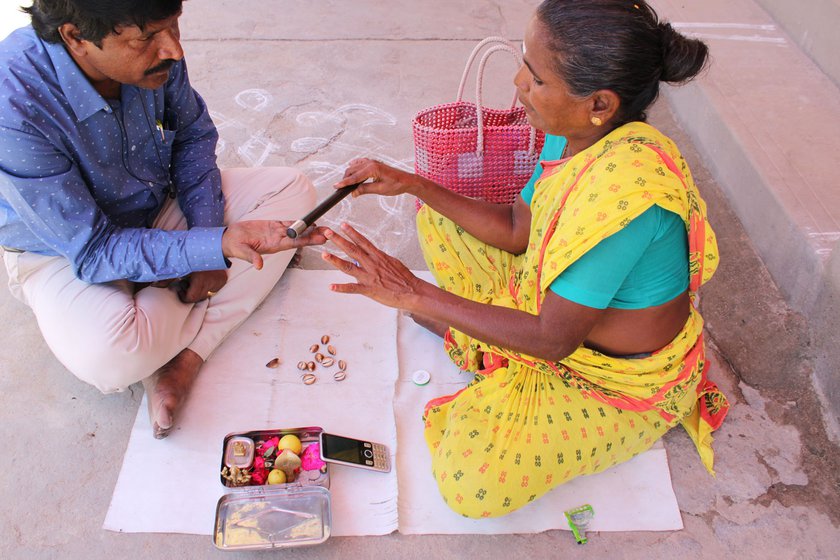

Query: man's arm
(0, 123), (227, 283)
(162, 59), (224, 229)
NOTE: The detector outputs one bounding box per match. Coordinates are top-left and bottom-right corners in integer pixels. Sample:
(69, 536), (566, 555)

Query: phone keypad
(368, 443), (389, 471)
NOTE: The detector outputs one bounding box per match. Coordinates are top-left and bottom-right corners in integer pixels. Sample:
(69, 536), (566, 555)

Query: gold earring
(591, 116), (603, 126)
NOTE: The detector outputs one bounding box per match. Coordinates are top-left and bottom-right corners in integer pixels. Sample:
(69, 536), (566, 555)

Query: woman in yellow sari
(323, 0), (729, 518)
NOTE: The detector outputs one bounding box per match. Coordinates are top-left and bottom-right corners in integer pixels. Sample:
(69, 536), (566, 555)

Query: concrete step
(756, 0), (840, 88)
(651, 0), (840, 440)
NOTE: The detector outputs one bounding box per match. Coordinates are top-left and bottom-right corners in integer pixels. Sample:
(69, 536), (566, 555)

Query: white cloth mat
(104, 270), (682, 535)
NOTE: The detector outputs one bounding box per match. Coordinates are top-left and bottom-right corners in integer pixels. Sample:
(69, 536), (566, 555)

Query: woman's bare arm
(323, 224), (603, 361)
(335, 159), (532, 254)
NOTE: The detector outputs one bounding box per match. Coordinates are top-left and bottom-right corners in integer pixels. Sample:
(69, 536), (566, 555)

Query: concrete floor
(1, 1), (838, 559)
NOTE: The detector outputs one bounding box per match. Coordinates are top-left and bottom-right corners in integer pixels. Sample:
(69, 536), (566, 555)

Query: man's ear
(590, 89), (621, 127)
(57, 23), (89, 57)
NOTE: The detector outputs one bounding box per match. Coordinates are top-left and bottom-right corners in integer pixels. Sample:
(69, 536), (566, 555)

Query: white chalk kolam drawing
(806, 231), (840, 261)
(292, 104), (415, 259)
(235, 88), (272, 112)
(211, 92), (417, 258)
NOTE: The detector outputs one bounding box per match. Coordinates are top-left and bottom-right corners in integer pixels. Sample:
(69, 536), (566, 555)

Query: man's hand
(176, 270), (228, 303)
(222, 220), (329, 270)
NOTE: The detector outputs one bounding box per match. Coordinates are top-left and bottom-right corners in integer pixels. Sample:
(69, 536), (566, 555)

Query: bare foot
(288, 249), (303, 268)
(142, 349), (204, 439)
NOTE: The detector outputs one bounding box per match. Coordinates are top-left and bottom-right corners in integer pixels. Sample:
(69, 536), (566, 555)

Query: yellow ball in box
(278, 434), (302, 455)
(267, 469), (286, 485)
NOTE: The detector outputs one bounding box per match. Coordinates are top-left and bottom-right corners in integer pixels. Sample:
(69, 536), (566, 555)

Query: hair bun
(659, 22), (709, 83)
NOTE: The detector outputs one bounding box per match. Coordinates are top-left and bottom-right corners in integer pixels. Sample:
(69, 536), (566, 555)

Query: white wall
(1, 3), (30, 40)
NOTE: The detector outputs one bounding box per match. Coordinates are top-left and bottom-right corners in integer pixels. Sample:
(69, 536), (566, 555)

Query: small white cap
(412, 369), (431, 386)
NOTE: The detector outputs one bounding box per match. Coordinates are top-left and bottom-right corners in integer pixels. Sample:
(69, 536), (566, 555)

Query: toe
(153, 422), (173, 439)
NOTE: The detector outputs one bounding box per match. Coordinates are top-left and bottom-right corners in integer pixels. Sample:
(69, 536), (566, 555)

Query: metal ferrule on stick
(285, 182), (362, 238)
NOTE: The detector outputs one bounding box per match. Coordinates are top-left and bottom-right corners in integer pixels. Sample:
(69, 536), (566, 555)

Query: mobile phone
(319, 432), (391, 473)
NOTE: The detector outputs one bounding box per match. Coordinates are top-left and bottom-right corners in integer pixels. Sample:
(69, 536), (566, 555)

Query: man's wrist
(185, 226), (229, 271)
(220, 227), (232, 267)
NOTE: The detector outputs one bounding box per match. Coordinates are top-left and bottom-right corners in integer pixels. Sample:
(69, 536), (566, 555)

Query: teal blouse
(521, 135), (688, 309)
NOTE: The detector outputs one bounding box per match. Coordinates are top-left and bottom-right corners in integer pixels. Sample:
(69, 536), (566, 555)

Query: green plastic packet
(564, 504), (595, 544)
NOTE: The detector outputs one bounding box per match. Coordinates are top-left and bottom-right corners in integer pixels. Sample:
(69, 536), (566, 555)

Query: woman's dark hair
(22, 0), (183, 46)
(536, 0), (708, 125)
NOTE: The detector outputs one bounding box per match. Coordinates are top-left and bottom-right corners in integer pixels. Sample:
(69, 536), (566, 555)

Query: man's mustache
(144, 59), (176, 76)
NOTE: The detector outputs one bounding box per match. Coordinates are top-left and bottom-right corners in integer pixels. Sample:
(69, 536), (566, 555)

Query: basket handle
(473, 45), (538, 156)
(456, 36), (522, 106)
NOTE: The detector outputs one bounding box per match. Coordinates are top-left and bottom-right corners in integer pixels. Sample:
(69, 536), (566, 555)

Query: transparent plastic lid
(214, 485), (331, 550)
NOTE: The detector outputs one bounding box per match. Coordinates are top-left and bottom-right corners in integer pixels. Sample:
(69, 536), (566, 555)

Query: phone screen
(320, 433), (367, 464)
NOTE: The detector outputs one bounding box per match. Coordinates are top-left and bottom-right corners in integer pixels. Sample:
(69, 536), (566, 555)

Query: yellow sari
(418, 122), (728, 518)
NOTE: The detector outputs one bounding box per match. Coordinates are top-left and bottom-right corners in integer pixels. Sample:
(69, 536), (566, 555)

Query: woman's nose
(514, 64), (529, 92)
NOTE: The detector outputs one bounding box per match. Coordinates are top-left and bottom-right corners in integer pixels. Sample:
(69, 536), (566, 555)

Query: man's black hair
(22, 0), (183, 46)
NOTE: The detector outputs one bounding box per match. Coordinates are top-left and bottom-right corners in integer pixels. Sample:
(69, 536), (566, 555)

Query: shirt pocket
(149, 126), (175, 186)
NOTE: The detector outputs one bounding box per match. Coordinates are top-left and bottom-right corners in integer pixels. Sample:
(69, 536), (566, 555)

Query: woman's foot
(141, 349), (203, 439)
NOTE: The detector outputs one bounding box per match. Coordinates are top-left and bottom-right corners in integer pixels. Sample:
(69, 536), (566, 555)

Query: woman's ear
(590, 89), (621, 127)
(58, 23), (89, 57)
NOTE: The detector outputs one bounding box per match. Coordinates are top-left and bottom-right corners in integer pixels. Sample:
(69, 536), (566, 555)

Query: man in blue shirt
(0, 0), (326, 438)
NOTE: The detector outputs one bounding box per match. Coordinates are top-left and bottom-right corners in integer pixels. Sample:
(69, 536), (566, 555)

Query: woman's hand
(222, 220), (329, 270)
(334, 158), (419, 198)
(320, 226), (600, 362)
(321, 223), (430, 310)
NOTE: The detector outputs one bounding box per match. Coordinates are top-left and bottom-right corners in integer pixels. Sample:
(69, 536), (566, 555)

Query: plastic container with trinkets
(213, 426), (331, 551)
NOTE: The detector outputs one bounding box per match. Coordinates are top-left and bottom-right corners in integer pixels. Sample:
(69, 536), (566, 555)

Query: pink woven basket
(413, 37), (545, 205)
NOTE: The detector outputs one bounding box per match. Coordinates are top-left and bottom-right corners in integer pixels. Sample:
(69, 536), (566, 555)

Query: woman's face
(514, 17), (593, 139)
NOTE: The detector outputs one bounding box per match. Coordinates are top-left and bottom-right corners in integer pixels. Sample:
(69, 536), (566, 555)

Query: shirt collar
(43, 39), (112, 122)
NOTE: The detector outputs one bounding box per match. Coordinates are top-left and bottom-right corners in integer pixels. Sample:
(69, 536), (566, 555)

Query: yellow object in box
(278, 434), (303, 455)
(267, 469), (286, 485)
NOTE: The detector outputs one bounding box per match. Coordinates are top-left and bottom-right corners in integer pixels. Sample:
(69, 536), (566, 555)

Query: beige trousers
(3, 167), (315, 393)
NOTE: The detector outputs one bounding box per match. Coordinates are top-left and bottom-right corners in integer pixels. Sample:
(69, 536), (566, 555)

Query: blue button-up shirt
(0, 26), (228, 283)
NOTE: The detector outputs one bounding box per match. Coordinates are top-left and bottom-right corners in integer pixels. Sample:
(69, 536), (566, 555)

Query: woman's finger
(335, 165), (367, 187)
(329, 282), (364, 295)
(324, 229), (370, 263)
(348, 158), (371, 168)
(321, 251), (364, 278)
(339, 223), (382, 256)
(335, 173), (368, 189)
(335, 159), (376, 189)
